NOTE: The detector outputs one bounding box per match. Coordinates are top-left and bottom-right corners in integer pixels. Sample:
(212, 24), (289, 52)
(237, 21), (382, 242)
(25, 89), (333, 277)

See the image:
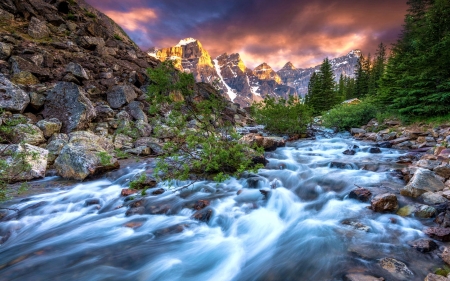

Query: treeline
(305, 0), (450, 121)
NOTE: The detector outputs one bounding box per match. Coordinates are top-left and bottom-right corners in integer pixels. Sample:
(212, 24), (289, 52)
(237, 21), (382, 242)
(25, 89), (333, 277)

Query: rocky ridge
(0, 0), (254, 185)
(149, 39), (361, 107)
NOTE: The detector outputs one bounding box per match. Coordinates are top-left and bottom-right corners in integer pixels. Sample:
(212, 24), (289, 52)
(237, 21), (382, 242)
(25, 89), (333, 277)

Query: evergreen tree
(305, 58), (337, 114)
(354, 54), (371, 98)
(368, 43), (387, 96)
(337, 74), (345, 102)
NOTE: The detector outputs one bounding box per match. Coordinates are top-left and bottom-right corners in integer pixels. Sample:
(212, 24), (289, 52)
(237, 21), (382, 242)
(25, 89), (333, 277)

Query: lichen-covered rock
(42, 82), (96, 133)
(27, 17), (50, 39)
(11, 124), (46, 145)
(77, 36), (105, 50)
(113, 133), (133, 149)
(0, 8), (14, 21)
(68, 131), (114, 151)
(0, 144), (48, 181)
(107, 84), (137, 109)
(134, 137), (163, 155)
(95, 104), (115, 121)
(370, 193), (398, 212)
(135, 120), (152, 137)
(378, 257), (413, 280)
(239, 133), (285, 151)
(126, 101), (147, 122)
(11, 71), (40, 85)
(0, 42), (12, 60)
(65, 62), (89, 81)
(54, 143), (119, 180)
(36, 118), (62, 138)
(29, 92), (46, 110)
(424, 273), (448, 281)
(401, 168), (445, 197)
(46, 139), (67, 165)
(9, 56), (50, 81)
(0, 74), (30, 113)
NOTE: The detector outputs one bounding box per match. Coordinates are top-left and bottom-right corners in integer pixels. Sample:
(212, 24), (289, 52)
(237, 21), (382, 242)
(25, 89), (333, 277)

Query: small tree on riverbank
(146, 61), (263, 182)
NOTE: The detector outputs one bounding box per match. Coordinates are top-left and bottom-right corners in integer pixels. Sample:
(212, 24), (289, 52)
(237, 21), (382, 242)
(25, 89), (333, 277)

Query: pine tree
(369, 43), (387, 96)
(354, 54), (370, 98)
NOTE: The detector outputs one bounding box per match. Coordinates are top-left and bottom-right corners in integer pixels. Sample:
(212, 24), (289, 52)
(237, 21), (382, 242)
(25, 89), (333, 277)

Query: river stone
(371, 193), (398, 212)
(239, 133), (285, 151)
(350, 128), (366, 135)
(349, 187), (372, 202)
(397, 205), (415, 217)
(378, 257), (413, 280)
(191, 207), (213, 223)
(107, 84), (137, 109)
(11, 124), (46, 145)
(401, 168), (446, 197)
(417, 159), (441, 170)
(369, 147), (382, 154)
(425, 227), (450, 241)
(345, 274), (385, 281)
(408, 238), (438, 253)
(46, 139), (67, 165)
(125, 146), (151, 156)
(341, 219), (370, 232)
(68, 131), (114, 151)
(435, 211), (450, 228)
(0, 144), (48, 181)
(134, 137), (163, 155)
(343, 149), (356, 155)
(54, 143), (119, 180)
(114, 133), (133, 150)
(28, 17), (50, 39)
(434, 165), (450, 179)
(441, 247), (450, 266)
(126, 101), (147, 122)
(29, 92), (45, 110)
(0, 42), (12, 60)
(424, 274), (449, 281)
(65, 62), (89, 81)
(0, 74), (30, 113)
(414, 204), (437, 218)
(42, 82), (96, 133)
(36, 118), (62, 138)
(421, 192), (448, 205)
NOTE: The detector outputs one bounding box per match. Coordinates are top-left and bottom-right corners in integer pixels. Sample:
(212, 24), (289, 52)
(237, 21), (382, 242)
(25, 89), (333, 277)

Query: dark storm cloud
(86, 0), (407, 69)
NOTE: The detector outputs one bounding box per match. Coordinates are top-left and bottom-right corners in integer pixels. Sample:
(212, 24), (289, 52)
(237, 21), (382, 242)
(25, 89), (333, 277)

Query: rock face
(0, 74), (30, 113)
(42, 82), (96, 133)
(0, 144), (48, 181)
(401, 168), (446, 197)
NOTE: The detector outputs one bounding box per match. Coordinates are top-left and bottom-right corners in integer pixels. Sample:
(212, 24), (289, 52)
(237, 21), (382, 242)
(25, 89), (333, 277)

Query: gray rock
(379, 257), (413, 280)
(77, 36), (105, 50)
(401, 168), (446, 197)
(0, 144), (48, 181)
(125, 146), (151, 156)
(414, 204), (437, 218)
(68, 131), (114, 151)
(135, 120), (152, 137)
(36, 118), (62, 138)
(107, 84), (137, 109)
(27, 17), (50, 39)
(11, 124), (46, 145)
(42, 82), (96, 133)
(0, 42), (12, 60)
(46, 139), (67, 165)
(417, 159), (441, 170)
(114, 133), (133, 150)
(424, 273), (448, 281)
(48, 133), (69, 142)
(350, 128), (366, 135)
(29, 92), (45, 110)
(0, 8), (14, 21)
(116, 110), (131, 121)
(126, 101), (147, 122)
(134, 137), (163, 154)
(0, 74), (30, 113)
(434, 164), (450, 179)
(95, 104), (115, 121)
(9, 56), (50, 80)
(55, 143), (119, 180)
(65, 62), (89, 80)
(421, 192), (448, 205)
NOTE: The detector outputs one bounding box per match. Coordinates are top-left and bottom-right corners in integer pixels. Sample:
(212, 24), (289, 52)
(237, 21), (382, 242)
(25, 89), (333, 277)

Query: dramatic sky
(86, 0), (408, 70)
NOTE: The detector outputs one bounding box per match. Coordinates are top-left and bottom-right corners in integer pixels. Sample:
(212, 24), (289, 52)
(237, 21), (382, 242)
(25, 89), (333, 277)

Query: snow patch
(176, 38), (197, 47)
(213, 59), (236, 101)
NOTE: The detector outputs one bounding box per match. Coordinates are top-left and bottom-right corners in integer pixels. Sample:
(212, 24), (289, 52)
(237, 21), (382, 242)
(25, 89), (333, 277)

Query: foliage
(97, 151), (112, 166)
(377, 0), (450, 118)
(251, 95), (312, 135)
(435, 265), (450, 277)
(115, 123), (140, 140)
(85, 11), (96, 18)
(146, 60), (263, 182)
(113, 34), (122, 41)
(129, 173), (147, 190)
(322, 99), (379, 131)
(67, 12), (76, 21)
(114, 149), (129, 159)
(18, 182), (29, 195)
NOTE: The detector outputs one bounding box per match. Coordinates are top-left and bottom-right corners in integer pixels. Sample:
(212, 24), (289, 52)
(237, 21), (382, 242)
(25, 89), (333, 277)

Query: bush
(251, 96), (312, 135)
(147, 61), (263, 182)
(321, 100), (378, 131)
(113, 34), (122, 41)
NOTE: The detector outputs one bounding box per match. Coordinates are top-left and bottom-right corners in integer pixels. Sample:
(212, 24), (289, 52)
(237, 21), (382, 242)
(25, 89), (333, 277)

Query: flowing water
(0, 134), (443, 281)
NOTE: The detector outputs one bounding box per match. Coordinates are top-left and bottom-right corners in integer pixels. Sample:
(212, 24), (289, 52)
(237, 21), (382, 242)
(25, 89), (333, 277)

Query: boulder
(29, 92), (46, 110)
(42, 82), (96, 133)
(113, 133), (134, 150)
(421, 192), (448, 205)
(414, 204), (437, 218)
(107, 84), (137, 109)
(46, 139), (67, 165)
(95, 104), (115, 121)
(77, 36), (105, 50)
(401, 168), (445, 197)
(435, 210), (450, 228)
(27, 17), (50, 39)
(9, 56), (50, 81)
(68, 131), (114, 151)
(126, 101), (147, 122)
(0, 42), (12, 60)
(350, 128), (366, 135)
(54, 142), (119, 180)
(378, 257), (413, 280)
(434, 164), (450, 179)
(11, 71), (40, 85)
(348, 187), (372, 202)
(239, 133), (285, 151)
(425, 227), (450, 241)
(0, 8), (14, 21)
(135, 120), (152, 137)
(65, 62), (89, 81)
(0, 144), (48, 181)
(134, 137), (163, 155)
(125, 146), (151, 156)
(343, 149), (356, 155)
(36, 118), (62, 138)
(368, 147), (382, 154)
(370, 193), (398, 212)
(441, 247), (450, 266)
(424, 274), (448, 281)
(408, 238), (438, 253)
(11, 124), (46, 145)
(0, 74), (30, 113)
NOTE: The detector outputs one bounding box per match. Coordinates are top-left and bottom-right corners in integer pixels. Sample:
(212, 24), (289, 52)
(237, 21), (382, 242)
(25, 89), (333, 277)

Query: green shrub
(67, 13), (76, 21)
(251, 96), (313, 135)
(129, 173), (147, 190)
(147, 61), (263, 182)
(97, 151), (112, 166)
(113, 34), (122, 41)
(322, 100), (378, 131)
(85, 11), (96, 18)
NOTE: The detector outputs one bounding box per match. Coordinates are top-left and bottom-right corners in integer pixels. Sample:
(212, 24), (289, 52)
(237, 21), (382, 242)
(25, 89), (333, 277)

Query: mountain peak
(254, 62), (273, 71)
(253, 63), (282, 84)
(348, 49), (362, 57)
(281, 62), (296, 70)
(176, 38), (198, 47)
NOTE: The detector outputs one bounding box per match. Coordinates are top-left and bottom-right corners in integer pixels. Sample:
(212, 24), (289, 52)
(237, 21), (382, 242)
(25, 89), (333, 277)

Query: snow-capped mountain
(148, 38), (360, 107)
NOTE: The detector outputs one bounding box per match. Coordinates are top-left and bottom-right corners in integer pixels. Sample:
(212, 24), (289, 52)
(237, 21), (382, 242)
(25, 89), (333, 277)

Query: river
(0, 134), (443, 280)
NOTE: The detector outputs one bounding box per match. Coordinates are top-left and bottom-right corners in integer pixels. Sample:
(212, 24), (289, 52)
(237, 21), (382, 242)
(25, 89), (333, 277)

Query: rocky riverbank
(349, 119), (450, 280)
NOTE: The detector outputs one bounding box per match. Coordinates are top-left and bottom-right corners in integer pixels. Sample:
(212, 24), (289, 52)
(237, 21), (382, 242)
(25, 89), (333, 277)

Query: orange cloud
(104, 8), (157, 31)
